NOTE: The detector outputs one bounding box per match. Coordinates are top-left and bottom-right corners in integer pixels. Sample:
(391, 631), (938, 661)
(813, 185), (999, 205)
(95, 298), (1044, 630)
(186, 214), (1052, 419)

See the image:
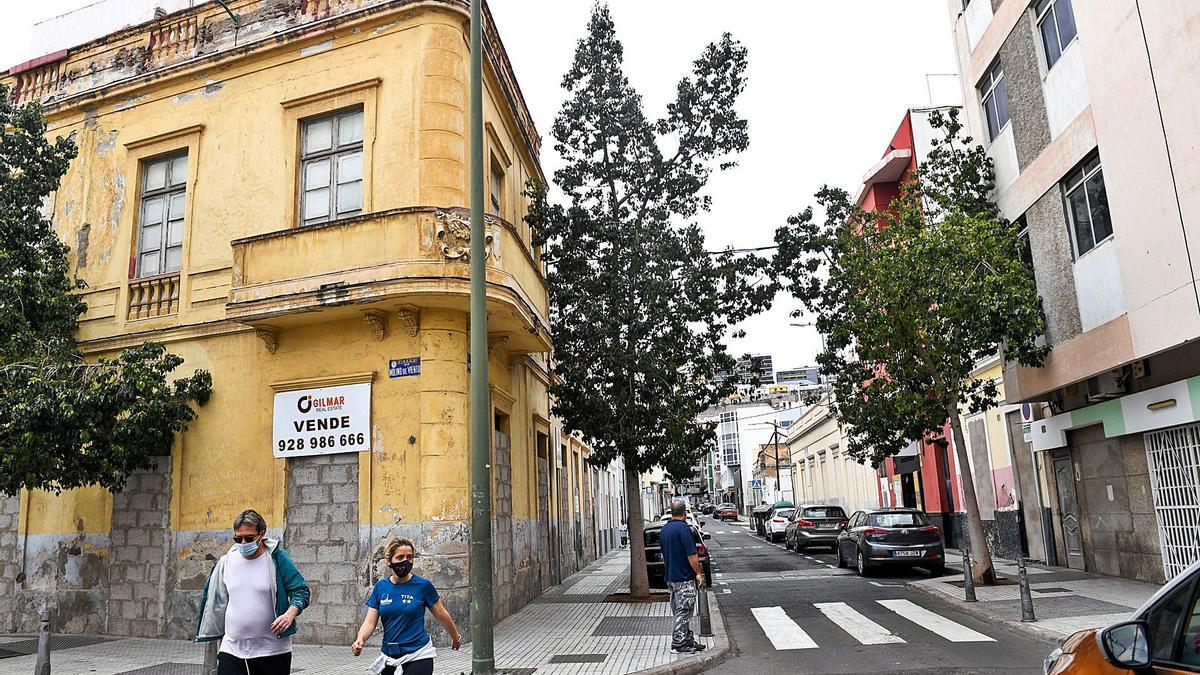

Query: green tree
(772, 109), (1048, 583)
(527, 5), (773, 596)
(0, 86), (212, 495)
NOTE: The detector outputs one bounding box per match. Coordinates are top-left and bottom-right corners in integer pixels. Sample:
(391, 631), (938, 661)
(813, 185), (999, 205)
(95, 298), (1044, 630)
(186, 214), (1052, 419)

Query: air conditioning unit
(1086, 370), (1127, 403)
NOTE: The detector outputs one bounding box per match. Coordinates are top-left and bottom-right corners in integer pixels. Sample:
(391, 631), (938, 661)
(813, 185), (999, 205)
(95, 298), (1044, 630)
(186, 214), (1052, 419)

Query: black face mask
(389, 560), (413, 578)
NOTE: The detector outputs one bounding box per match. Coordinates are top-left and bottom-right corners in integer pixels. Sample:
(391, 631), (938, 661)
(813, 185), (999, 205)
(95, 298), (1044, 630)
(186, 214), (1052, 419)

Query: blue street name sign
(389, 357), (421, 378)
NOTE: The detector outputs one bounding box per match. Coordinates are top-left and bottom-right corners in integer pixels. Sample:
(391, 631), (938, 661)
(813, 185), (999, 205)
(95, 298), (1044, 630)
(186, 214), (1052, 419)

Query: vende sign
(273, 382), (371, 458)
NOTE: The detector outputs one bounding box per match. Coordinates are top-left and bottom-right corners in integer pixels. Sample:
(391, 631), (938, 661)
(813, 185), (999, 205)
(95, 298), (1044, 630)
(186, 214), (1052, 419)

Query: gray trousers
(668, 580), (697, 646)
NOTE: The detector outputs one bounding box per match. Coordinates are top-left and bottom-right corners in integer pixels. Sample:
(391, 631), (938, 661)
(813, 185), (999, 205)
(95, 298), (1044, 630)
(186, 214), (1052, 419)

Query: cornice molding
(124, 124), (205, 150)
(271, 371), (376, 392)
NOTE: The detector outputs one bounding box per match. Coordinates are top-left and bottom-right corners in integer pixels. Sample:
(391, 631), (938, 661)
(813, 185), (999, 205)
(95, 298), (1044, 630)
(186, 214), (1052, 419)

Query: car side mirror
(703, 534), (712, 540)
(1099, 621), (1151, 670)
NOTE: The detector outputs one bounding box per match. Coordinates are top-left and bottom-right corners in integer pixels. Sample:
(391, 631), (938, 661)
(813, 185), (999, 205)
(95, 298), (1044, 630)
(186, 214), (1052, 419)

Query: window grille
(1145, 424), (1200, 581)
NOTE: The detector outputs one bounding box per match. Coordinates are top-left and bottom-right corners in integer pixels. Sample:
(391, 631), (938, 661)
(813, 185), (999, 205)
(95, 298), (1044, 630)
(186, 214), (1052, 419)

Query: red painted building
(857, 108), (967, 540)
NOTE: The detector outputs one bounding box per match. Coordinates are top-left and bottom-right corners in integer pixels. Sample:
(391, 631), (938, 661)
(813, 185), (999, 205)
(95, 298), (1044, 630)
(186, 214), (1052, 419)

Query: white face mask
(235, 538), (259, 557)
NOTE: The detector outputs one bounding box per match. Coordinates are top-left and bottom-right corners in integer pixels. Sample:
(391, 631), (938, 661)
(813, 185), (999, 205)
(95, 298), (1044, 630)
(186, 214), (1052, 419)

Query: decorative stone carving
(396, 306), (421, 337)
(488, 333), (510, 356)
(435, 208), (498, 262)
(255, 327), (279, 354)
(362, 310), (387, 341)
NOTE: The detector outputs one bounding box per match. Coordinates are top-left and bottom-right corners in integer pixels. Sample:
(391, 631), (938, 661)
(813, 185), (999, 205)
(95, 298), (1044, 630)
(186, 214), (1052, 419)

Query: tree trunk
(947, 400), (997, 585)
(624, 464), (651, 597)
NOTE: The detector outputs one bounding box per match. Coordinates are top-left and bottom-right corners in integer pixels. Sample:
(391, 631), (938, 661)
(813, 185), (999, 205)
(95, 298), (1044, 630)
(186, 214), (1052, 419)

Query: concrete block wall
(106, 458), (172, 638)
(492, 434), (515, 621)
(0, 494), (19, 632)
(284, 453), (362, 645)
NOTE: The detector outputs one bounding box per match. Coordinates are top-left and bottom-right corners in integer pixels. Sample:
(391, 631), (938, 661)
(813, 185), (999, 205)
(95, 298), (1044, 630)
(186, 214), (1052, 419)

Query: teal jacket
(195, 538), (310, 642)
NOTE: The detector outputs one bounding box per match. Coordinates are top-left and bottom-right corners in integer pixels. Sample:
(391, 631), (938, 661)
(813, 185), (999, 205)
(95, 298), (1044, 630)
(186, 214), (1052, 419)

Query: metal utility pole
(468, 0), (495, 672)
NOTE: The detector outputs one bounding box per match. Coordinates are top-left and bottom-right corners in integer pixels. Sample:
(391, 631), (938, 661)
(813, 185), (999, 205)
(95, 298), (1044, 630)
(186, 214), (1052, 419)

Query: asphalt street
(700, 518), (1052, 675)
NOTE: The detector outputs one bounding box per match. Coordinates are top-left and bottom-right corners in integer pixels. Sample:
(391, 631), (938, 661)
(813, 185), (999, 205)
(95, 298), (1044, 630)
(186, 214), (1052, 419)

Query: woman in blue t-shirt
(351, 537), (461, 674)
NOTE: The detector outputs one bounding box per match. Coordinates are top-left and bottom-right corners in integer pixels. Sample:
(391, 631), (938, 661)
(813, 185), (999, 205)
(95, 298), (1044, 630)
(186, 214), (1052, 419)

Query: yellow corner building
(0, 0), (622, 644)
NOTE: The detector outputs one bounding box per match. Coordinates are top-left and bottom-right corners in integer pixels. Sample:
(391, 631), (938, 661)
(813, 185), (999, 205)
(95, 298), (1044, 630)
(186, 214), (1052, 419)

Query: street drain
(548, 654), (607, 663)
(592, 616), (674, 636)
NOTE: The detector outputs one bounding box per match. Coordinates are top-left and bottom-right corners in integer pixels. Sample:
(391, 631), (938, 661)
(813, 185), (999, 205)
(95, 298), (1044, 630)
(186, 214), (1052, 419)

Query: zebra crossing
(746, 598), (996, 649)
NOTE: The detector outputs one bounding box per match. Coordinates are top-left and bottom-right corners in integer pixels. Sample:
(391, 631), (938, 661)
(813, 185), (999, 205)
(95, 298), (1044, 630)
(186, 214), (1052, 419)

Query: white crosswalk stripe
(813, 602), (905, 644)
(751, 607), (818, 650)
(877, 599), (996, 642)
(746, 600), (996, 649)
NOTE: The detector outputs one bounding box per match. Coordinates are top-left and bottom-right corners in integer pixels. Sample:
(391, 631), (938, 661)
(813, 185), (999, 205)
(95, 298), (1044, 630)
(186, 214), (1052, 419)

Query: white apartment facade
(787, 394), (880, 515)
(949, 0), (1200, 583)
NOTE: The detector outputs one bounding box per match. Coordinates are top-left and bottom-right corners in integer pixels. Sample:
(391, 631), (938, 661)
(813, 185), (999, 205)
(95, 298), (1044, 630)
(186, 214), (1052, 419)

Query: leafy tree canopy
(0, 86), (212, 495)
(772, 109), (1048, 581)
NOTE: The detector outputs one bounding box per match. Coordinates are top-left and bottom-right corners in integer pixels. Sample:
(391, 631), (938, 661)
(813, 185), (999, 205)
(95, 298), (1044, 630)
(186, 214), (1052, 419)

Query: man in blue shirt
(660, 500), (706, 654)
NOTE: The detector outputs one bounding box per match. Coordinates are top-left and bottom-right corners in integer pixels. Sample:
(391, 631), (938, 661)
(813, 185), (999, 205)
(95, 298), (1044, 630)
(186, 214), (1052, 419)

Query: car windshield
(774, 509), (795, 519)
(867, 512), (930, 527)
(803, 507), (847, 519)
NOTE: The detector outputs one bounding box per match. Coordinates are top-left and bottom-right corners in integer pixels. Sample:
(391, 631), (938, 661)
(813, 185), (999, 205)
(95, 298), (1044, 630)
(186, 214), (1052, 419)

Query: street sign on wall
(389, 357), (421, 378)
(273, 382), (371, 458)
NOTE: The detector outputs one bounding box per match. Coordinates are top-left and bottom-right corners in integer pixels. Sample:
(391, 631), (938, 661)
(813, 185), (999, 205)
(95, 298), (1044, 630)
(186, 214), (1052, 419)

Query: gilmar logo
(296, 394), (346, 414)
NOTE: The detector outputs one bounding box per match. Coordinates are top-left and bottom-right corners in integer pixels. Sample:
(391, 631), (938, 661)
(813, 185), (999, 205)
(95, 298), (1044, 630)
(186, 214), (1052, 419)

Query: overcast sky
(1, 0), (962, 373)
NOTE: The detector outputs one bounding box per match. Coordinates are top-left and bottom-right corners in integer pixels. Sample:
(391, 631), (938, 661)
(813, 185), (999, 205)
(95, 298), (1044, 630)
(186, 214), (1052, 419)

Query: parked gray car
(836, 508), (945, 576)
(785, 504), (849, 552)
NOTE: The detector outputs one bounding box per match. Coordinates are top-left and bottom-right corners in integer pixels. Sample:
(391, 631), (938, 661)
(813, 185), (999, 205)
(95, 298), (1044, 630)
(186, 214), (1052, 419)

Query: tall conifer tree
(527, 5), (773, 595)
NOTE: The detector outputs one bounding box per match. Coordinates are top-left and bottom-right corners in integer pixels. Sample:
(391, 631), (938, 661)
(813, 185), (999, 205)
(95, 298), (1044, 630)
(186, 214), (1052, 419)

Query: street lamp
(790, 321), (827, 356)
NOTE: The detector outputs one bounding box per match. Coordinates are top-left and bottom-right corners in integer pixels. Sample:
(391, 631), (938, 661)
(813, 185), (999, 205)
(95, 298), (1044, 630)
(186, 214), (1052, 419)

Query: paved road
(700, 519), (1052, 675)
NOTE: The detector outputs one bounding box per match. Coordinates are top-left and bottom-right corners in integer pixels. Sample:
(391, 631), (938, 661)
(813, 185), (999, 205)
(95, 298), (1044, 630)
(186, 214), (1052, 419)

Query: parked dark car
(715, 503), (739, 521)
(699, 503), (715, 515)
(644, 521), (713, 589)
(836, 508), (944, 576)
(785, 504), (849, 552)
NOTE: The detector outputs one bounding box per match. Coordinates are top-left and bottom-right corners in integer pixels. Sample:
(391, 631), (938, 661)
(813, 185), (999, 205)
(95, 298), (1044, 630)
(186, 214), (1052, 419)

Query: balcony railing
(127, 274), (181, 320)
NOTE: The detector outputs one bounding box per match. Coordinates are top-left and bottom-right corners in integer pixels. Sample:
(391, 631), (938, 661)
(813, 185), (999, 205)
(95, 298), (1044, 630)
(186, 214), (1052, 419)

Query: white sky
(1, 0), (962, 373)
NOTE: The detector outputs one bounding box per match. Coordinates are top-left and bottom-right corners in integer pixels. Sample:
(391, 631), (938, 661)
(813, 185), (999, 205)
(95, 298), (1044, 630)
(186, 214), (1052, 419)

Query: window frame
(978, 60), (1010, 143)
(489, 159), (505, 218)
(1061, 152), (1113, 258)
(719, 411), (740, 467)
(1035, 0), (1079, 71)
(135, 151), (189, 278)
(298, 106), (365, 226)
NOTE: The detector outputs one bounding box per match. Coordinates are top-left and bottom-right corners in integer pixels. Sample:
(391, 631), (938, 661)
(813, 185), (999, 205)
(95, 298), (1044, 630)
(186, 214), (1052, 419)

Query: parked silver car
(785, 504), (849, 552)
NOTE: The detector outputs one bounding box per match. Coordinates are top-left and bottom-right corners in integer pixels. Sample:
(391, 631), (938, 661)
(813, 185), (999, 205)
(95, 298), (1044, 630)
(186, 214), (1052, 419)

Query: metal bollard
(34, 607), (50, 675)
(962, 547), (977, 603)
(1018, 556), (1037, 622)
(203, 640), (220, 675)
(696, 581), (713, 637)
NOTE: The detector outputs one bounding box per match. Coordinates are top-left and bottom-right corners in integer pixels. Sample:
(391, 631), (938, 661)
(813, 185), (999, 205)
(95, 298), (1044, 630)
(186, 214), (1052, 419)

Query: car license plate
(818, 525), (836, 530)
(894, 550), (923, 558)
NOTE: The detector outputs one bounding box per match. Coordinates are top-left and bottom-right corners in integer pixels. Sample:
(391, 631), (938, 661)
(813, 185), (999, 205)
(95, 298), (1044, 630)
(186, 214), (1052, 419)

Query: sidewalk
(0, 549), (727, 675)
(908, 549), (1160, 642)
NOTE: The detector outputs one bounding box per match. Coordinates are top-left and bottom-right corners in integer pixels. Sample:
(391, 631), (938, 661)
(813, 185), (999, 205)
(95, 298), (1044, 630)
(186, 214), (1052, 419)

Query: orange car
(1044, 560), (1200, 674)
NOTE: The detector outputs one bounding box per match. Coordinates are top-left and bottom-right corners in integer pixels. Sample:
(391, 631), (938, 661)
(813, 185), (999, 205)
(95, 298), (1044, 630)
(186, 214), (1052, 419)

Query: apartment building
(0, 0), (596, 642)
(949, 0), (1200, 583)
(787, 394), (880, 515)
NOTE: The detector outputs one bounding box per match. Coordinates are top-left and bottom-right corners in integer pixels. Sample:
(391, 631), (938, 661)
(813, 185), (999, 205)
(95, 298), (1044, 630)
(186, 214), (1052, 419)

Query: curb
(630, 590), (730, 675)
(905, 578), (1074, 645)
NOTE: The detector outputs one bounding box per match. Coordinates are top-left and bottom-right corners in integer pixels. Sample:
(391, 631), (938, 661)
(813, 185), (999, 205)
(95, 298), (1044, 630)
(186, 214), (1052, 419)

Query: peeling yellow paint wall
(2, 0), (575, 641)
